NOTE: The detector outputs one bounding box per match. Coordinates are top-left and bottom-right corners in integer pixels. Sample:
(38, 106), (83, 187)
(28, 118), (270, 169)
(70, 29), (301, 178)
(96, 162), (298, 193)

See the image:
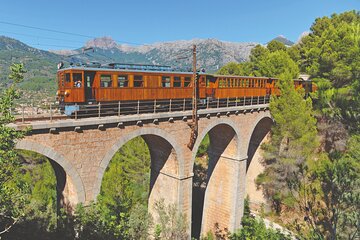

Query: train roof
(58, 66), (277, 80)
(211, 74), (276, 79)
(57, 62), (280, 79)
(58, 66), (194, 75)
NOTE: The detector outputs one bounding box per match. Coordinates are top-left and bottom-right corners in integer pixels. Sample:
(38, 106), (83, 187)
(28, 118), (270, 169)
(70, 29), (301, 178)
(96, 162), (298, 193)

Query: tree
(257, 72), (317, 212)
(256, 51), (299, 78)
(154, 199), (188, 240)
(229, 197), (292, 240)
(290, 135), (360, 239)
(267, 40), (287, 53)
(0, 63), (28, 236)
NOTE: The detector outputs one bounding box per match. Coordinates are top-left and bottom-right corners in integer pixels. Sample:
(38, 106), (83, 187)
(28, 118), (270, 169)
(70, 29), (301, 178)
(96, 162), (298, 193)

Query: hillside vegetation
(0, 10), (359, 240)
(218, 10), (360, 239)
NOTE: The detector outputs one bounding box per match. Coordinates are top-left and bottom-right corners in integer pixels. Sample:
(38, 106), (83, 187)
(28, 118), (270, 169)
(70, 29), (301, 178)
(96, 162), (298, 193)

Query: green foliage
(299, 11), (360, 86)
(99, 136), (150, 211)
(256, 51), (299, 78)
(196, 134), (210, 157)
(257, 10), (360, 238)
(229, 216), (292, 240)
(0, 63), (29, 236)
(216, 62), (253, 76)
(217, 42), (299, 79)
(128, 204), (153, 240)
(267, 40), (287, 53)
(70, 137), (152, 239)
(297, 11), (360, 132)
(229, 197), (292, 240)
(258, 72), (318, 212)
(154, 199), (189, 240)
(289, 136), (360, 239)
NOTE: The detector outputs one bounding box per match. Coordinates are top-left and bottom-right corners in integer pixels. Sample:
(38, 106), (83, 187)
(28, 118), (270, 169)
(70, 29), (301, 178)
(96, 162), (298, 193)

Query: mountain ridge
(0, 35), (292, 98)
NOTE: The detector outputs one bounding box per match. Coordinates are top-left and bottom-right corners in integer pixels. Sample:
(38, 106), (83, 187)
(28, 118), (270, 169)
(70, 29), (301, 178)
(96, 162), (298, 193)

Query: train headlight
(64, 90), (70, 97)
(56, 90), (60, 96)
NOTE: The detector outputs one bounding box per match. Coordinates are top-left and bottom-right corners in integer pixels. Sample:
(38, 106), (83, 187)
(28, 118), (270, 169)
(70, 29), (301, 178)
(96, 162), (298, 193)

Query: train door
(84, 71), (96, 102)
(205, 75), (216, 98)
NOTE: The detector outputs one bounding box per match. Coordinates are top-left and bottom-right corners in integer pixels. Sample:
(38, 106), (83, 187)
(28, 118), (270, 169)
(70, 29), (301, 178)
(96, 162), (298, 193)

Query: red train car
(55, 63), (313, 115)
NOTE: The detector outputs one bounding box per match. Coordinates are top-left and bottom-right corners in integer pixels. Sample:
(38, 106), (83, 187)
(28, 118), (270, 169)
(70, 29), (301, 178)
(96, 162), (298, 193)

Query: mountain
(0, 36), (259, 100)
(0, 36), (63, 95)
(268, 35), (294, 46)
(52, 37), (258, 72)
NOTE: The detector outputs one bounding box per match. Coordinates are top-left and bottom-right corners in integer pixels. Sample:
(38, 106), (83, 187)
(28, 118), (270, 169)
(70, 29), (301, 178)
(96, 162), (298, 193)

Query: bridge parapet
(10, 102), (269, 132)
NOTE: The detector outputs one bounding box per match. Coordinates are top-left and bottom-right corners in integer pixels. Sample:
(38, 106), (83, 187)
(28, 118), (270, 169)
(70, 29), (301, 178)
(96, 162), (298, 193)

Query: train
(55, 62), (315, 116)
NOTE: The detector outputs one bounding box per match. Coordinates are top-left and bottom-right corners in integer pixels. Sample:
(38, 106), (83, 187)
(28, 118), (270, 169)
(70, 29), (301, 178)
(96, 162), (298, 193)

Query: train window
(60, 74), (64, 87)
(73, 73), (82, 87)
(219, 78), (225, 88)
(162, 76), (171, 87)
(174, 77), (181, 87)
(184, 77), (191, 87)
(100, 75), (112, 87)
(134, 75), (143, 87)
(65, 73), (71, 83)
(118, 75), (128, 87)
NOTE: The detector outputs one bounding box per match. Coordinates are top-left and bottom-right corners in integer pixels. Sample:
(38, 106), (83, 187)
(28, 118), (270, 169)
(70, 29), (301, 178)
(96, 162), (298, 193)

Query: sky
(0, 0), (359, 50)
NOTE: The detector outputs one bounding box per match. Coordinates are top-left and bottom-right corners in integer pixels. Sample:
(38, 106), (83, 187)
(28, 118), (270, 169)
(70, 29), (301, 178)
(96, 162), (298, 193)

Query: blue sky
(0, 0), (359, 50)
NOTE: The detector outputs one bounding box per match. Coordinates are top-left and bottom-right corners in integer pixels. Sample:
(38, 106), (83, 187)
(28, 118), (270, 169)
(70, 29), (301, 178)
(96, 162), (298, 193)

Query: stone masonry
(14, 109), (272, 237)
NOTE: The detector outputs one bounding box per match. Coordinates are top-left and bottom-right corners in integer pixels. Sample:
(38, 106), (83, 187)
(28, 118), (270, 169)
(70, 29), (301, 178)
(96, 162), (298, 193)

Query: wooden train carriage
(209, 74), (276, 99)
(57, 67), (275, 104)
(56, 66), (276, 106)
(57, 67), (199, 104)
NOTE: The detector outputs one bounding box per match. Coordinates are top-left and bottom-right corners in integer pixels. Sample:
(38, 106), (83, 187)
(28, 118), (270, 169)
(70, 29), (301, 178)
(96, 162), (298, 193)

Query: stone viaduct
(11, 103), (272, 237)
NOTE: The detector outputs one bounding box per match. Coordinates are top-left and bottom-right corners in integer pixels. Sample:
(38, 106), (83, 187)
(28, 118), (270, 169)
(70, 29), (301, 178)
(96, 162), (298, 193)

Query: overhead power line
(0, 20), (145, 46)
(0, 30), (85, 44)
(0, 20), (95, 38)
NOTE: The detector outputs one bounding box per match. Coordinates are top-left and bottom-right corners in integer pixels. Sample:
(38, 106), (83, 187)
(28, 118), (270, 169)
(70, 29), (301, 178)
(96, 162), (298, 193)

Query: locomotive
(55, 62), (314, 115)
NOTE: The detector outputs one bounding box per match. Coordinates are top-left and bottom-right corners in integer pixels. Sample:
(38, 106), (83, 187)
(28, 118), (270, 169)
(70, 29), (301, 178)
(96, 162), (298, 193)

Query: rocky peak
(85, 36), (118, 49)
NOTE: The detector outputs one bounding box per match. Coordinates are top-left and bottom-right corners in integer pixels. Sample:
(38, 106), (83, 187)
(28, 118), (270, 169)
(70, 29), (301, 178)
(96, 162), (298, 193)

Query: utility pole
(187, 45), (198, 150)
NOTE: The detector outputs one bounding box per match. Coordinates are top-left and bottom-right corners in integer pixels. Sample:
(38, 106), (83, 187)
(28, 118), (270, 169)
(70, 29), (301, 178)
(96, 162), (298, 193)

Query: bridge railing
(12, 95), (270, 122)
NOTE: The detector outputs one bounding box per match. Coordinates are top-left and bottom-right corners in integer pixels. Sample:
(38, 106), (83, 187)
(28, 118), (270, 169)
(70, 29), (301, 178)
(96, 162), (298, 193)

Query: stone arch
(15, 139), (86, 206)
(94, 127), (185, 209)
(191, 119), (242, 237)
(246, 114), (273, 171)
(191, 118), (241, 167)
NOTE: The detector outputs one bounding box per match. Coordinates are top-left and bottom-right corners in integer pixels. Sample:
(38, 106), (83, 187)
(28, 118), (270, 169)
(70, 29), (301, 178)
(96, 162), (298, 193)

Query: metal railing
(12, 96), (270, 123)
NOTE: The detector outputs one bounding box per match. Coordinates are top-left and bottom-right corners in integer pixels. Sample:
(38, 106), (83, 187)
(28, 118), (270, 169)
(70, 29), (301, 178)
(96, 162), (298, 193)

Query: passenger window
(173, 77), (181, 87)
(60, 74), (64, 86)
(162, 76), (171, 87)
(100, 75), (112, 88)
(134, 75), (143, 87)
(219, 79), (224, 88)
(65, 73), (71, 83)
(73, 73), (82, 87)
(184, 77), (191, 87)
(118, 75), (128, 87)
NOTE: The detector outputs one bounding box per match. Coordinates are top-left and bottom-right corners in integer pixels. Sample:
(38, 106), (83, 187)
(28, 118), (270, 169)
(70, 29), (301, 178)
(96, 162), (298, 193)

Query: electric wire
(0, 30), (85, 44)
(0, 20), (145, 46)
